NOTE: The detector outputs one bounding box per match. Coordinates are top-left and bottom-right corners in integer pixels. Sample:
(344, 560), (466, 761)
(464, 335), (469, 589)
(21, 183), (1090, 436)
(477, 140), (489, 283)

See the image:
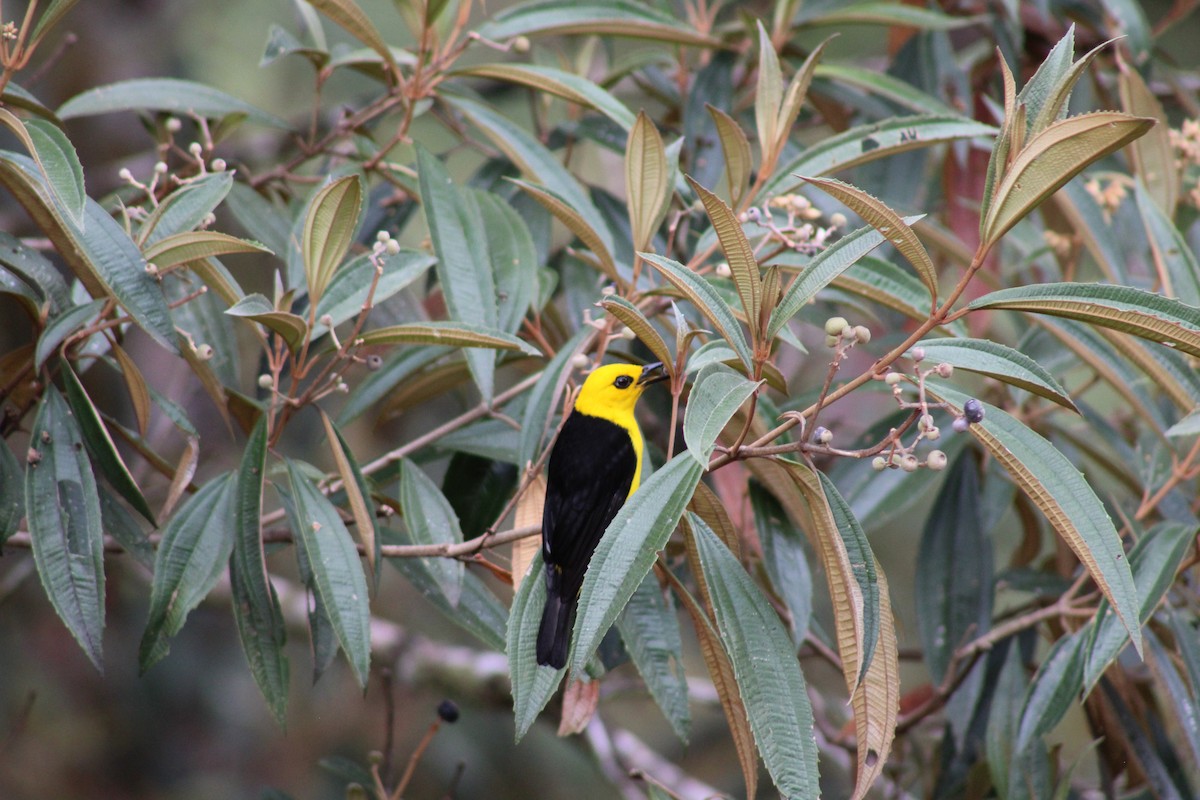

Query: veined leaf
(110, 341), (151, 436)
(25, 389), (105, 671)
(30, 0), (81, 45)
(0, 440), (22, 543)
(1016, 25), (1076, 134)
(390, 553), (508, 652)
(913, 337), (1076, 411)
(474, 190), (537, 336)
(813, 63), (957, 116)
(568, 454), (704, 675)
(399, 459), (465, 607)
(849, 558), (899, 800)
(476, 0), (720, 47)
(688, 177), (761, 336)
(58, 78), (291, 129)
(641, 253), (752, 368)
(599, 295), (672, 369)
(303, 175), (362, 306)
(754, 22), (782, 166)
(354, 321), (539, 355)
(801, 1), (981, 30)
(1120, 60), (1178, 214)
(968, 282), (1200, 359)
(616, 574), (690, 742)
(320, 411), (378, 582)
(926, 382), (1141, 655)
(628, 112), (671, 254)
(307, 0), (398, 74)
(1015, 632), (1086, 753)
(139, 172), (234, 246)
(24, 118), (86, 226)
(139, 474), (236, 671)
(749, 484), (810, 647)
(802, 177), (937, 301)
(0, 230), (70, 313)
(708, 106), (752, 208)
(979, 112), (1154, 248)
(775, 37), (832, 157)
(226, 294), (308, 351)
(457, 63), (635, 130)
(1134, 181), (1200, 307)
(284, 459), (371, 688)
(507, 551), (565, 740)
(34, 298), (105, 370)
(510, 178), (618, 283)
(690, 514), (820, 799)
(229, 418), (289, 726)
(833, 256), (959, 332)
(310, 249), (435, 339)
(683, 363), (761, 465)
(143, 231), (271, 271)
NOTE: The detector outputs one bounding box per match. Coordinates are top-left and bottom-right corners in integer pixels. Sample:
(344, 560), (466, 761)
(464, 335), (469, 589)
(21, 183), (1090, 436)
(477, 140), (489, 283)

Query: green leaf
(980, 113), (1154, 248)
(509, 178), (618, 283)
(310, 249), (435, 338)
(0, 152), (179, 353)
(987, 641), (1053, 798)
(0, 441), (22, 543)
(30, 0), (81, 45)
(749, 483), (812, 649)
(307, 0), (398, 75)
(683, 363), (761, 465)
(569, 453), (705, 675)
(598, 295), (673, 370)
(691, 513), (820, 799)
(284, 460), (371, 688)
(60, 360), (156, 524)
(1135, 181), (1200, 307)
(616, 574), (691, 743)
(708, 106), (752, 208)
(58, 78), (291, 129)
(457, 63), (636, 130)
(927, 382), (1141, 655)
(801, 1), (981, 29)
(641, 253), (752, 368)
(1166, 410), (1200, 439)
(389, 555), (508, 651)
(142, 230), (271, 271)
(1015, 633), (1086, 753)
(627, 112), (671, 254)
(229, 418), (289, 726)
(754, 21), (782, 165)
(1081, 521), (1194, 691)
(34, 298), (105, 369)
(473, 190), (537, 336)
(915, 450), (991, 684)
(225, 293), (309, 351)
(476, 0), (720, 47)
(399, 459), (465, 607)
(321, 411), (379, 583)
(762, 115), (996, 199)
(802, 177), (937, 300)
(24, 118), (86, 225)
(768, 221), (905, 339)
(508, 551), (566, 740)
(834, 256), (962, 333)
(302, 175), (362, 306)
(687, 176), (761, 335)
(225, 182), (293, 257)
(139, 474), (236, 671)
(25, 389), (105, 671)
(913, 337), (1076, 411)
(1121, 60), (1178, 214)
(97, 486), (153, 569)
(969, 282), (1200, 359)
(354, 321), (539, 355)
(416, 144), (499, 401)
(813, 64), (957, 116)
(136, 172), (235, 245)
(0, 230), (70, 313)
(336, 345), (450, 426)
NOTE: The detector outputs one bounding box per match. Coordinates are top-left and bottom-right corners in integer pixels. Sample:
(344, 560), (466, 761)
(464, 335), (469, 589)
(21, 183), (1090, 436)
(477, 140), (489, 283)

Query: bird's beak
(637, 361), (669, 386)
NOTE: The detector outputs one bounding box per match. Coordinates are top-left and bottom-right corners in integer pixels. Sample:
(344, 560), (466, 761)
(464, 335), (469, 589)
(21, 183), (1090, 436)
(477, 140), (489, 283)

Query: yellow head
(571, 362), (667, 421)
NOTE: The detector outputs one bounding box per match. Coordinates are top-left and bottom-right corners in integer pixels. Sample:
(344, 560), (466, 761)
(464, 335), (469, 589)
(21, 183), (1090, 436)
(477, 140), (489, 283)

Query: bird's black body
(536, 410), (637, 668)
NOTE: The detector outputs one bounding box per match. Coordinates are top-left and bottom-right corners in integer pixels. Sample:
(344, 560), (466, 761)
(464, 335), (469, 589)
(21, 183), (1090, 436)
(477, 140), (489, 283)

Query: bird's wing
(542, 412), (637, 597)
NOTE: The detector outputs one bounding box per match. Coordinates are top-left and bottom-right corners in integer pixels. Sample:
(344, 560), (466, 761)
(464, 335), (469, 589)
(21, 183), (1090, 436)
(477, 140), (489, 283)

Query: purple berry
(963, 398), (984, 424)
(437, 700), (460, 723)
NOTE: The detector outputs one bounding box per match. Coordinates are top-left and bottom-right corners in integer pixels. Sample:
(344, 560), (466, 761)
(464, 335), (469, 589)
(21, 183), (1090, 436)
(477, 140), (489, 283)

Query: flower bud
(118, 167), (133, 182)
(620, 326), (637, 340)
(884, 372), (903, 386)
(570, 354), (591, 370)
(830, 212), (847, 228)
(513, 35), (531, 53)
(814, 426), (832, 445)
(927, 450), (947, 470)
(853, 325), (871, 344)
(824, 316), (849, 336)
(900, 454), (919, 472)
(919, 413), (934, 431)
(258, 373), (274, 389)
(195, 344), (214, 361)
(715, 262), (732, 278)
(385, 239), (400, 255)
(365, 354), (383, 371)
(925, 426), (940, 441)
(936, 362), (954, 378)
(824, 334), (840, 349)
(871, 456), (887, 471)
(909, 346), (926, 363)
(211, 158), (227, 172)
(165, 117), (182, 133)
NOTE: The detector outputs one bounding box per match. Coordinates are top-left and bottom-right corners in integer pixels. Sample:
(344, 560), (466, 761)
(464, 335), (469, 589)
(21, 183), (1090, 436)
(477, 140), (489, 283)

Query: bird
(536, 361), (669, 669)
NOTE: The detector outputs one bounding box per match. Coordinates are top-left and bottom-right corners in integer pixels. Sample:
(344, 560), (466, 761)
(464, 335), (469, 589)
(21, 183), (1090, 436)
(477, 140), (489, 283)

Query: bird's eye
(614, 375), (633, 389)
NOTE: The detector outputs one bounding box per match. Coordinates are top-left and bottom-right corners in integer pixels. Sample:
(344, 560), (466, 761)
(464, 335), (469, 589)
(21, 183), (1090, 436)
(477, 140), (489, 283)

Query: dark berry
(963, 398), (984, 424)
(437, 699), (460, 723)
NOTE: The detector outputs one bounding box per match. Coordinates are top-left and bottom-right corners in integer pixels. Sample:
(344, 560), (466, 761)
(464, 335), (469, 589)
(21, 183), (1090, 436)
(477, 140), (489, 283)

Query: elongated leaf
(1120, 61), (1177, 214)
(311, 249), (435, 338)
(399, 459), (464, 607)
(389, 553), (508, 651)
(1028, 37), (1113, 135)
(969, 282), (1200, 359)
(60, 360), (155, 524)
(229, 418), (289, 726)
(749, 483), (811, 647)
(775, 38), (831, 157)
(0, 441), (22, 543)
(691, 514), (820, 798)
(284, 460), (371, 688)
(980, 112), (1154, 248)
(1016, 25), (1077, 134)
(569, 454), (704, 675)
(683, 363), (761, 465)
(599, 296), (672, 369)
(508, 551), (566, 740)
(834, 256), (962, 332)
(754, 22), (782, 165)
(763, 115), (996, 199)
(225, 293), (308, 351)
(109, 341), (151, 436)
(616, 575), (690, 742)
(354, 321), (539, 354)
(25, 389), (105, 671)
(1135, 181), (1200, 307)
(927, 382), (1141, 655)
(914, 337), (1076, 411)
(1015, 633), (1086, 753)
(303, 175), (362, 306)
(143, 231), (270, 270)
(320, 412), (378, 582)
(802, 1), (980, 29)
(139, 474), (236, 670)
(139, 172), (235, 246)
(1081, 521), (1194, 691)
(509, 178), (617, 282)
(307, 0), (397, 74)
(458, 63), (636, 130)
(24, 118), (86, 225)
(813, 64), (957, 116)
(803, 177), (937, 300)
(641, 253), (752, 368)
(688, 176), (761, 333)
(849, 559), (899, 800)
(416, 144), (499, 401)
(476, 0), (720, 47)
(0, 152), (179, 352)
(708, 106), (752, 208)
(0, 230), (70, 312)
(30, 0), (81, 44)
(473, 190), (537, 336)
(628, 112), (671, 254)
(34, 298), (105, 369)
(916, 450), (991, 683)
(58, 78), (291, 129)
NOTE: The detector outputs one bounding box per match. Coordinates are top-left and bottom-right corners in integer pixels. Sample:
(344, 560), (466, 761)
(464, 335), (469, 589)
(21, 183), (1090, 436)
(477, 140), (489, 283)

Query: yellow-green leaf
(754, 21), (782, 165)
(143, 231), (272, 270)
(599, 295), (672, 369)
(708, 106), (752, 209)
(627, 112), (671, 253)
(302, 175), (362, 306)
(850, 559), (899, 800)
(687, 177), (761, 340)
(1119, 57), (1178, 215)
(307, 0), (397, 75)
(355, 321), (541, 355)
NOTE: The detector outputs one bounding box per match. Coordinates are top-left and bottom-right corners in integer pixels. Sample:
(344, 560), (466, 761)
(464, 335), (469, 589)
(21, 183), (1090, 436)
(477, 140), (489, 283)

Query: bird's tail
(536, 591), (575, 669)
